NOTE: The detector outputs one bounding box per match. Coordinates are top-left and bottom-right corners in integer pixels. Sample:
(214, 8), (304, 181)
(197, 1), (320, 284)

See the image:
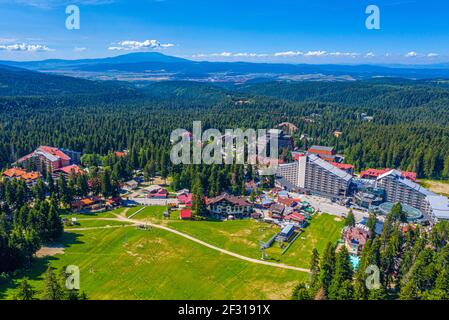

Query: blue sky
(0, 0), (448, 64)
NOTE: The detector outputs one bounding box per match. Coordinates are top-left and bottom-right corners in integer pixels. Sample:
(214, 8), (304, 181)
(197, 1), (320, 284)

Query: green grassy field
(0, 207), (343, 300)
(125, 205), (147, 218)
(130, 205), (167, 219)
(65, 219), (133, 229)
(130, 207), (342, 268)
(0, 227), (307, 300)
(275, 214), (345, 267)
(61, 207), (125, 219)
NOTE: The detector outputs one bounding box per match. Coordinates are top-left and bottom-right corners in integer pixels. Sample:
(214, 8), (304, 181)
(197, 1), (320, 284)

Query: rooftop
(377, 170), (434, 197)
(308, 154), (353, 182)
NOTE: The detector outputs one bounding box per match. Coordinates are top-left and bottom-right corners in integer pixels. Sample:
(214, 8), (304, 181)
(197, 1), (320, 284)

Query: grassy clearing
(65, 219), (133, 229)
(125, 205), (146, 218)
(275, 214), (344, 268)
(61, 207), (125, 219)
(130, 206), (167, 220)
(130, 207), (343, 268)
(0, 227), (307, 300)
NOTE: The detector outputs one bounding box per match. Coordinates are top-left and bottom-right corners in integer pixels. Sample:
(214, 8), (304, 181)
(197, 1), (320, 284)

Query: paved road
(113, 212), (310, 273)
(291, 193), (369, 222)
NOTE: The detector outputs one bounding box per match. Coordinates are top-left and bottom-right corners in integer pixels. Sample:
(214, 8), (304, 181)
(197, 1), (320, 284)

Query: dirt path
(113, 212), (310, 273)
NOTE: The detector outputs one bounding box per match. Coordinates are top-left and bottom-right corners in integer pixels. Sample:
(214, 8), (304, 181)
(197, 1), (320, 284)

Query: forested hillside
(0, 73), (448, 179)
(0, 67), (136, 97)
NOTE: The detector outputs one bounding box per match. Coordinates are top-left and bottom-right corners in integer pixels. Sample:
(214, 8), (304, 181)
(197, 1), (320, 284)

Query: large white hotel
(277, 154), (353, 199)
(277, 154), (449, 222)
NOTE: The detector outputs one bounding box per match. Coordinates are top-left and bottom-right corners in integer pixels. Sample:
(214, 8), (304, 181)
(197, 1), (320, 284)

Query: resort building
(277, 154), (353, 199)
(426, 195), (449, 222)
(206, 193), (252, 218)
(375, 170), (434, 215)
(16, 146), (82, 177)
(360, 168), (417, 182)
(2, 168), (41, 187)
(342, 224), (371, 256)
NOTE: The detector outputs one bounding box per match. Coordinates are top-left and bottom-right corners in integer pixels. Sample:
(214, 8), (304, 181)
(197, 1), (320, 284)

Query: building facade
(276, 154), (353, 199)
(375, 170), (434, 215)
(206, 193), (252, 218)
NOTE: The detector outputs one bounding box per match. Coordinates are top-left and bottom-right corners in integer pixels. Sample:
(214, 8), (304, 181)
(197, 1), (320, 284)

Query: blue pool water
(350, 255), (360, 270)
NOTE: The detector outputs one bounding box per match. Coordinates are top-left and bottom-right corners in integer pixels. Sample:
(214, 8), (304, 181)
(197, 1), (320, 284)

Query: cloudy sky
(0, 0), (448, 64)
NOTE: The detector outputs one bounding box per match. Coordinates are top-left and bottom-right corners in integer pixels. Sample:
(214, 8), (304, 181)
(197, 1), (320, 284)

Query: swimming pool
(350, 255), (360, 270)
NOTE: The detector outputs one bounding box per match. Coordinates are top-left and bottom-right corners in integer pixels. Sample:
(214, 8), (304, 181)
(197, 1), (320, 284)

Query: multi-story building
(17, 146), (81, 175)
(375, 170), (434, 215)
(277, 154), (353, 199)
(426, 195), (449, 222)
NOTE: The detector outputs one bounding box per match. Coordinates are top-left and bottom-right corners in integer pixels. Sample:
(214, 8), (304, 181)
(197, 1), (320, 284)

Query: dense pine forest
(0, 70), (448, 179)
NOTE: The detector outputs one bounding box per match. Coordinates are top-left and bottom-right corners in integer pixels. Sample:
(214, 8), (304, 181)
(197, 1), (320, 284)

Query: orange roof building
(2, 168), (41, 185)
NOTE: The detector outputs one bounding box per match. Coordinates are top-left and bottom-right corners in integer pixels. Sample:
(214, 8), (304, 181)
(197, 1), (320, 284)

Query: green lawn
(61, 207), (125, 219)
(130, 208), (343, 268)
(125, 205), (146, 218)
(167, 220), (279, 259)
(0, 227), (307, 300)
(130, 205), (168, 220)
(275, 213), (345, 267)
(65, 219), (133, 229)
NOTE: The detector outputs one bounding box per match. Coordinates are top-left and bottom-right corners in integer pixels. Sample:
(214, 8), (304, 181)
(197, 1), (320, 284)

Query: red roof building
(307, 146), (336, 162)
(180, 209), (193, 220)
(342, 224), (371, 256)
(330, 162), (355, 175)
(360, 168), (417, 181)
(17, 146), (73, 173)
(277, 196), (299, 207)
(53, 164), (85, 178)
(2, 168), (41, 186)
(284, 212), (306, 224)
(177, 193), (193, 206)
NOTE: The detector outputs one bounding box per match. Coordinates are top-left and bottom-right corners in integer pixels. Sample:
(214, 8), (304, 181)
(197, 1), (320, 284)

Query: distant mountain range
(2, 52), (449, 83)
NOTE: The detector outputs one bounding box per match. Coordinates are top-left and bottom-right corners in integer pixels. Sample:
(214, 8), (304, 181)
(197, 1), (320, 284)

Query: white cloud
(329, 52), (360, 57)
(427, 53), (439, 57)
(193, 52), (268, 58)
(0, 42), (54, 52)
(365, 52), (376, 58)
(74, 47), (87, 52)
(234, 52), (268, 57)
(108, 39), (175, 51)
(211, 52), (232, 57)
(304, 50), (327, 57)
(274, 51), (303, 57)
(405, 51), (418, 57)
